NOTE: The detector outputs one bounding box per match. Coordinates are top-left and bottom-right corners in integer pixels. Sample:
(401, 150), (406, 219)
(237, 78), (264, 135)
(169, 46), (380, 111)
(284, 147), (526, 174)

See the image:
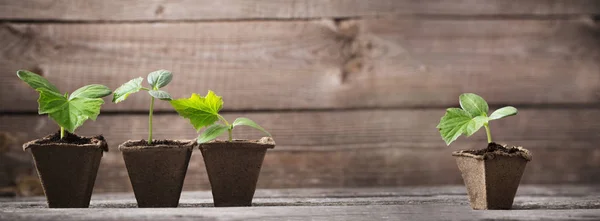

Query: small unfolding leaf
(170, 90), (223, 131)
(37, 88), (105, 133)
(69, 84), (112, 100)
(197, 124), (229, 144)
(148, 90), (172, 101)
(147, 70), (172, 89)
(459, 93), (489, 117)
(489, 106), (518, 120)
(232, 117), (271, 137)
(112, 77), (143, 103)
(16, 70), (60, 93)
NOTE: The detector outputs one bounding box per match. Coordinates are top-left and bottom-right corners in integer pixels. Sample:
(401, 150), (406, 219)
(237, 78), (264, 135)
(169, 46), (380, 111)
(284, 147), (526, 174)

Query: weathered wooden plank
(2, 205), (600, 221)
(2, 18), (599, 111)
(1, 187), (600, 220)
(1, 0), (599, 21)
(1, 109), (599, 192)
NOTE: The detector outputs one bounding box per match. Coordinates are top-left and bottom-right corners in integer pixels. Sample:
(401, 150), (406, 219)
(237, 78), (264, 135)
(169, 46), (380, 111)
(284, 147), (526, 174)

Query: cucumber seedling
(171, 90), (271, 143)
(437, 93), (518, 145)
(112, 70), (173, 144)
(16, 70), (112, 139)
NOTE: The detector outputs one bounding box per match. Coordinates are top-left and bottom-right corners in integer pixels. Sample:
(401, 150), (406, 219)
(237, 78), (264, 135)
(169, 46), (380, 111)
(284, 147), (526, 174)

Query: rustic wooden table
(1, 185), (599, 220)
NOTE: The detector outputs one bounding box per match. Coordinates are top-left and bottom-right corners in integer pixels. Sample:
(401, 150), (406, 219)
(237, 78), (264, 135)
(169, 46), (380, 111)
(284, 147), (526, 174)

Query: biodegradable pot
(453, 144), (532, 210)
(199, 137), (275, 207)
(119, 140), (195, 208)
(23, 133), (108, 208)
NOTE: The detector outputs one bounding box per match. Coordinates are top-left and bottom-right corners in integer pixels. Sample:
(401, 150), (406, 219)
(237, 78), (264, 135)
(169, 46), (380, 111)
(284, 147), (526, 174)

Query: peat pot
(453, 143), (532, 210)
(200, 137), (275, 207)
(119, 140), (196, 208)
(23, 132), (108, 208)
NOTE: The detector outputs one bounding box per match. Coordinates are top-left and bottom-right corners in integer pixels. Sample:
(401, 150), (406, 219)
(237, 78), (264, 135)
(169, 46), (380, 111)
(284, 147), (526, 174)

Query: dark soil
(127, 140), (185, 146)
(36, 131), (105, 145)
(463, 142), (520, 155)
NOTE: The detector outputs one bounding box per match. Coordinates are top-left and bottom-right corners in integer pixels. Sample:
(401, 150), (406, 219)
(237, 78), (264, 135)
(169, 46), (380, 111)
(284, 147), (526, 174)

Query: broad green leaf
(170, 91), (223, 131)
(148, 90), (172, 101)
(197, 124), (229, 144)
(232, 117), (271, 137)
(437, 108), (488, 146)
(69, 84), (112, 100)
(112, 77), (143, 103)
(489, 106), (518, 120)
(37, 88), (104, 133)
(37, 88), (69, 114)
(16, 70), (60, 93)
(459, 93), (489, 117)
(147, 70), (172, 89)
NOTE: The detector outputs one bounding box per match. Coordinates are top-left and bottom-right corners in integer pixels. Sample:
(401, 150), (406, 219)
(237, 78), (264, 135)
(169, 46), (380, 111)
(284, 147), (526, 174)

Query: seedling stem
(60, 127), (65, 139)
(484, 123), (492, 143)
(218, 115), (233, 142)
(148, 96), (155, 145)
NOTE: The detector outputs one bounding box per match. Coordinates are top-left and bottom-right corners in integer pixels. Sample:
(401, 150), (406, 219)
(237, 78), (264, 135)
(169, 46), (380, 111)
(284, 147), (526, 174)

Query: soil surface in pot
(464, 142), (519, 155)
(125, 140), (186, 146)
(27, 131), (108, 152)
(455, 142), (531, 161)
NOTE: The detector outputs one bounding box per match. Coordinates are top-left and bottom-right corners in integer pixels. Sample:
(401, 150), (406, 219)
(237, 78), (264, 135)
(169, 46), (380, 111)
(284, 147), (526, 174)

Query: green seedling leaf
(170, 90), (223, 131)
(147, 70), (172, 89)
(112, 77), (143, 103)
(438, 93), (518, 145)
(37, 88), (104, 133)
(16, 70), (110, 135)
(437, 108), (488, 145)
(69, 84), (112, 100)
(16, 70), (60, 93)
(148, 90), (172, 101)
(489, 106), (518, 120)
(197, 123), (229, 144)
(459, 93), (488, 117)
(232, 117), (271, 137)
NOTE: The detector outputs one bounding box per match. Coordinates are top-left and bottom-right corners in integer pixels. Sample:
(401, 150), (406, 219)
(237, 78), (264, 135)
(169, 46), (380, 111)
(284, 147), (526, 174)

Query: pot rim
(200, 137), (275, 149)
(118, 139), (196, 151)
(452, 145), (532, 161)
(23, 135), (108, 152)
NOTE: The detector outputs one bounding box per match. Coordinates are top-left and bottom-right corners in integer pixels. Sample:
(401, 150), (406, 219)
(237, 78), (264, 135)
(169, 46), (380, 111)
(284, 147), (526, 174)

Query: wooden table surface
(1, 185), (599, 221)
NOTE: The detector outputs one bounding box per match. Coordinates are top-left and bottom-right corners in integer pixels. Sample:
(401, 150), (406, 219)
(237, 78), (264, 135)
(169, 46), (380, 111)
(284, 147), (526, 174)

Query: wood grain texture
(1, 187), (600, 220)
(1, 0), (600, 21)
(1, 109), (599, 192)
(2, 18), (599, 111)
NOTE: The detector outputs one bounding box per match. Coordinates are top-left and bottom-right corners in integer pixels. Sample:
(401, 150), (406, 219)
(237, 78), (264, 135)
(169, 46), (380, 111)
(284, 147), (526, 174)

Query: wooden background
(1, 0), (599, 194)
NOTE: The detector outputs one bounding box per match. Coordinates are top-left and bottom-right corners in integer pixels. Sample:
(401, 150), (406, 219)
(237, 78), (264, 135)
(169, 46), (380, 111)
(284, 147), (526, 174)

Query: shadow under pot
(119, 140), (196, 208)
(453, 142), (532, 210)
(199, 137), (275, 207)
(23, 132), (108, 208)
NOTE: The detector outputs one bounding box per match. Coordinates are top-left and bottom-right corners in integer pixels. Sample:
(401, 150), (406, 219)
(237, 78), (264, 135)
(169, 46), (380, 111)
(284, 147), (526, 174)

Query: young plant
(437, 93), (518, 145)
(170, 90), (271, 143)
(112, 70), (173, 144)
(16, 70), (112, 139)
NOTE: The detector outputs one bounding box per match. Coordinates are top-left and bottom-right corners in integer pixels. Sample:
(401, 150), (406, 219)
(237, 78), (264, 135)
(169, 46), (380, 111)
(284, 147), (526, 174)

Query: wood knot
(155, 5), (165, 16)
(334, 19), (359, 40)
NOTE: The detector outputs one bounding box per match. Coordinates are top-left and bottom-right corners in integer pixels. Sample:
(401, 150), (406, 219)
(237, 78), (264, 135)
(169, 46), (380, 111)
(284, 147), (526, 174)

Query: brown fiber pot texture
(119, 140), (196, 208)
(23, 135), (107, 208)
(453, 146), (532, 210)
(200, 137), (275, 207)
